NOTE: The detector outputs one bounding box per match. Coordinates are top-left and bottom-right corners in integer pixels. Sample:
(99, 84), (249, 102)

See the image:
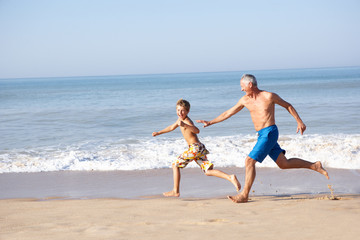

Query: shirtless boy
(197, 74), (329, 203)
(152, 99), (241, 197)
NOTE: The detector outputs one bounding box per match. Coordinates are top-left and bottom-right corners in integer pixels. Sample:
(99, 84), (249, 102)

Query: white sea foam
(0, 134), (359, 173)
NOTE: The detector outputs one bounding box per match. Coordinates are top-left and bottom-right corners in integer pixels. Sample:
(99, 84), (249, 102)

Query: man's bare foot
(227, 193), (248, 203)
(163, 190), (180, 197)
(314, 161), (329, 179)
(230, 175), (241, 191)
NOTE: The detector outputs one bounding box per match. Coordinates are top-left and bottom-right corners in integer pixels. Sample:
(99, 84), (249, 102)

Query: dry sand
(1, 194), (359, 240)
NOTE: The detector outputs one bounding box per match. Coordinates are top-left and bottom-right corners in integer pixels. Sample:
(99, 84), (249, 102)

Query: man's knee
(276, 153), (288, 169)
(245, 156), (257, 167)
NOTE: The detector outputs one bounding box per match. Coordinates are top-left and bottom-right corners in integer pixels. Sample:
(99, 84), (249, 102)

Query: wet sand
(1, 167), (359, 199)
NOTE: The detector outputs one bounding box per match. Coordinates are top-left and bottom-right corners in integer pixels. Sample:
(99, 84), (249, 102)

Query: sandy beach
(1, 167), (360, 239)
(1, 194), (359, 240)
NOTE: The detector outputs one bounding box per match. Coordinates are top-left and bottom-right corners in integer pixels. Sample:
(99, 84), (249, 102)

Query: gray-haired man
(197, 74), (329, 203)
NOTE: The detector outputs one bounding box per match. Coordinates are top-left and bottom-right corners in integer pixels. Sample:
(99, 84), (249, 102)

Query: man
(197, 74), (329, 203)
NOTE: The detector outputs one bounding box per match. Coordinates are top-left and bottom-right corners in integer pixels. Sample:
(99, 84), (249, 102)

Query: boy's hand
(196, 120), (210, 127)
(152, 132), (159, 137)
(177, 119), (184, 127)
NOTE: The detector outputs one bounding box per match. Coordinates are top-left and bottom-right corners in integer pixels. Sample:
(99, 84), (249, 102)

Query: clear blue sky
(1, 0), (359, 78)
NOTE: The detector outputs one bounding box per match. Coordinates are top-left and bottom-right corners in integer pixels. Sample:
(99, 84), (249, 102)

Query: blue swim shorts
(248, 125), (286, 163)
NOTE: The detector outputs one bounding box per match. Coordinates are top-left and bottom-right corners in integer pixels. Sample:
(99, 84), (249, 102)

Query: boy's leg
(275, 153), (329, 179)
(205, 167), (241, 191)
(163, 164), (181, 197)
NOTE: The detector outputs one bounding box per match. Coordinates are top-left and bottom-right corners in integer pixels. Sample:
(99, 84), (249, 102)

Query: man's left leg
(227, 156), (257, 203)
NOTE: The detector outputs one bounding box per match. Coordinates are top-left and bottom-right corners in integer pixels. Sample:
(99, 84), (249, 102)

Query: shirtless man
(197, 74), (329, 203)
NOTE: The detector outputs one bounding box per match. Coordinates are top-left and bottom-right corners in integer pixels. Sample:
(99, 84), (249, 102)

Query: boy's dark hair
(176, 99), (190, 112)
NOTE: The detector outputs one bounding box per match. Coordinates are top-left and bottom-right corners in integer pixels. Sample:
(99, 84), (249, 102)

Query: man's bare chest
(244, 98), (274, 114)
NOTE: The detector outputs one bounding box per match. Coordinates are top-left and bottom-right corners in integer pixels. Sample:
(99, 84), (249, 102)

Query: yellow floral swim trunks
(173, 143), (213, 172)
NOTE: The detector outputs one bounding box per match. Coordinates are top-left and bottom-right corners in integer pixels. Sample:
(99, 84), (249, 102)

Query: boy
(152, 99), (241, 197)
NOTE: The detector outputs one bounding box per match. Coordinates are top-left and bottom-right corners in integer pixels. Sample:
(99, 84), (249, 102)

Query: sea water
(1, 67), (360, 173)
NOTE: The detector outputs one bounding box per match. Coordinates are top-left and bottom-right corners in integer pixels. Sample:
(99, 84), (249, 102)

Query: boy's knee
(204, 165), (214, 176)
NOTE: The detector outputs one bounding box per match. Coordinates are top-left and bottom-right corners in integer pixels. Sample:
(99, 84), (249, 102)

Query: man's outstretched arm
(197, 99), (245, 127)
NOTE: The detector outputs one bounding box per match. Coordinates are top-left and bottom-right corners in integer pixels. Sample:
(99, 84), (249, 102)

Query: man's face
(176, 105), (188, 120)
(240, 79), (251, 94)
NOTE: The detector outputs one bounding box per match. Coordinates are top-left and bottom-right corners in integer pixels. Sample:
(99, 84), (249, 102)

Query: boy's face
(176, 105), (189, 120)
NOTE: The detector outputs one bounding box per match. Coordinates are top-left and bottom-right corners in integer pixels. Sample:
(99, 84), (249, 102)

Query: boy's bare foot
(227, 193), (248, 203)
(314, 161), (330, 179)
(163, 190), (180, 197)
(230, 175), (241, 191)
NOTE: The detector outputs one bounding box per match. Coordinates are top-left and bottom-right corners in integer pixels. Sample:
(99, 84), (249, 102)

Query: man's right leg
(163, 164), (181, 197)
(228, 157), (257, 203)
(275, 153), (329, 179)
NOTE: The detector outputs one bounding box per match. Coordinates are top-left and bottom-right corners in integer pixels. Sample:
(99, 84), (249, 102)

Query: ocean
(1, 67), (360, 173)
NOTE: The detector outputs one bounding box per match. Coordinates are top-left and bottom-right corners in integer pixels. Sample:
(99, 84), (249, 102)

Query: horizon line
(1, 65), (359, 81)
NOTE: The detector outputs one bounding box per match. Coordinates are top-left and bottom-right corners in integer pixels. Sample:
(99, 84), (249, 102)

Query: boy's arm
(196, 98), (245, 127)
(179, 119), (200, 134)
(271, 93), (306, 134)
(152, 121), (179, 137)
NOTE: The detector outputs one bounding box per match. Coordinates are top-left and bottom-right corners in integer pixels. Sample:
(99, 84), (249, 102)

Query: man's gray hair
(241, 74), (257, 86)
